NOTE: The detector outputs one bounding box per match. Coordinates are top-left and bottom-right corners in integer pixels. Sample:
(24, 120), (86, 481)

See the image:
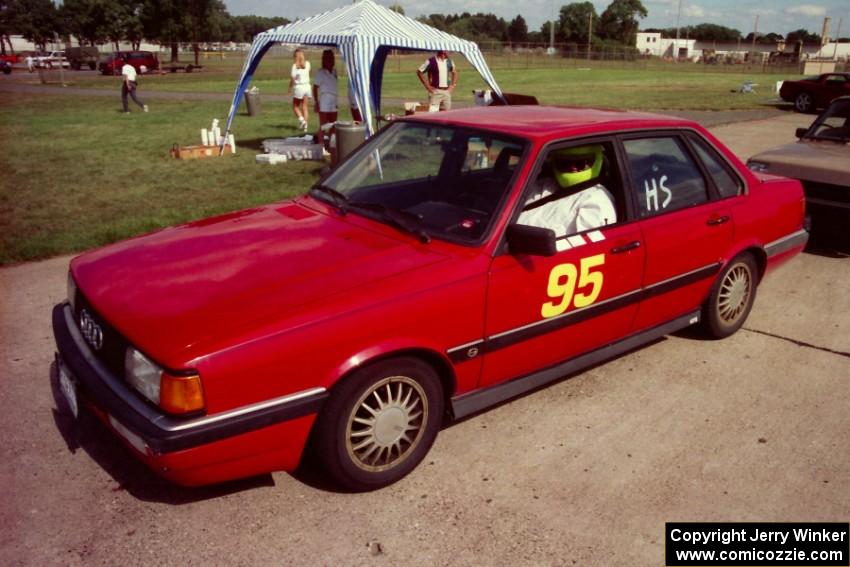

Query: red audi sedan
(53, 106), (808, 491)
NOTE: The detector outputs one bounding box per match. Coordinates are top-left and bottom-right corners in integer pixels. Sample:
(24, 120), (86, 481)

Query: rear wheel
(702, 253), (758, 338)
(794, 92), (813, 113)
(313, 357), (444, 491)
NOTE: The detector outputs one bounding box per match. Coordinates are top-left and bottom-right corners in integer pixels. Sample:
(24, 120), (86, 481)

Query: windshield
(804, 99), (850, 142)
(316, 121), (526, 244)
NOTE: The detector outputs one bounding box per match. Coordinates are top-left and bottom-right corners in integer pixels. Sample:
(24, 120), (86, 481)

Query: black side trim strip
(450, 311), (700, 420)
(641, 262), (721, 301)
(765, 229), (809, 258)
(486, 290), (641, 353)
(52, 304), (328, 453)
(449, 262), (720, 360)
(447, 340), (485, 363)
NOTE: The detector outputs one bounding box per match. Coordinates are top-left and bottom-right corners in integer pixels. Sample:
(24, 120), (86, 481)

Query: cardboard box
(171, 144), (232, 160)
(403, 102), (429, 115)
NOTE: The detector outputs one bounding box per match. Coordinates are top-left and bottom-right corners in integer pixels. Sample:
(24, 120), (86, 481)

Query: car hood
(71, 199), (450, 365)
(750, 141), (850, 186)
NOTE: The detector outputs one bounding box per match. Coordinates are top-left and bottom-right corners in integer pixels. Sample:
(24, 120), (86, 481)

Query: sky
(223, 0), (850, 38)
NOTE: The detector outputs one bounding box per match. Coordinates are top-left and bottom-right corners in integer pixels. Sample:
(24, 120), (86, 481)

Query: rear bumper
(52, 303), (327, 485)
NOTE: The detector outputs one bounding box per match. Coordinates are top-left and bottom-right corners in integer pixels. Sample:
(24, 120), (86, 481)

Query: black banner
(666, 523), (849, 566)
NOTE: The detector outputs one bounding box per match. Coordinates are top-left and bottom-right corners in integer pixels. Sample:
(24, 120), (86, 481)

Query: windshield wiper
(310, 184), (349, 214)
(347, 201), (431, 243)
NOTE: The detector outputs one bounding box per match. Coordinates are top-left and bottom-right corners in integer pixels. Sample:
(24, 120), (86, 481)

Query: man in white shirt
(518, 144), (616, 238)
(416, 50), (458, 112)
(313, 50), (339, 148)
(120, 57), (148, 114)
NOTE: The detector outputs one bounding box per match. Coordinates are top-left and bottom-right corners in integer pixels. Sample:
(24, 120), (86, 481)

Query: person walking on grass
(288, 48), (311, 131)
(121, 57), (148, 114)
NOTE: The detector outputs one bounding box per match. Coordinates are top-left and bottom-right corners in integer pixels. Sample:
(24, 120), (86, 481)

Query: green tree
(507, 15), (528, 43)
(0, 0), (23, 54)
(785, 28), (820, 44)
(388, 3), (404, 16)
(598, 0), (646, 43)
(17, 0), (60, 50)
(558, 2), (597, 44)
(231, 14), (289, 42)
(140, 0), (190, 62)
(688, 23), (741, 42)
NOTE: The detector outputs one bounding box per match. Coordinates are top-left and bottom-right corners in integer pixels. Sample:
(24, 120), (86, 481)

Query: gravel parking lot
(2, 111), (848, 566)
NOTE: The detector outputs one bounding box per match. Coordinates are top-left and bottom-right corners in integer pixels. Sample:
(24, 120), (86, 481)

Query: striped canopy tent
(224, 0), (504, 141)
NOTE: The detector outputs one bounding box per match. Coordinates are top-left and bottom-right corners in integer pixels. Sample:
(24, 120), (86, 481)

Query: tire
(313, 357), (444, 491)
(71, 62), (81, 71)
(88, 62), (96, 70)
(701, 253), (758, 339)
(794, 92), (813, 113)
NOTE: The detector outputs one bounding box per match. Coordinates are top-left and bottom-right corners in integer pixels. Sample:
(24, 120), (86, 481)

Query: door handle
(610, 240), (641, 254)
(706, 215), (730, 226)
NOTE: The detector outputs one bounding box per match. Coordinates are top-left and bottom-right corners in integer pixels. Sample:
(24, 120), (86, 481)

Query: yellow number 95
(541, 254), (605, 318)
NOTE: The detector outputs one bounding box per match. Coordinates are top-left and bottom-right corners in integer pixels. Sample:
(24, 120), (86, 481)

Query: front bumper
(52, 303), (328, 485)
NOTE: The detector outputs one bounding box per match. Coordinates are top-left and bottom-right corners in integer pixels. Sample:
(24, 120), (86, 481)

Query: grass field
(0, 59), (793, 265)
(0, 93), (344, 265)
(26, 52), (794, 110)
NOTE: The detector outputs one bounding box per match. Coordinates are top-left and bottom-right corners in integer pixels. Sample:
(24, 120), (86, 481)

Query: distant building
(636, 31), (827, 63)
(815, 42), (850, 60)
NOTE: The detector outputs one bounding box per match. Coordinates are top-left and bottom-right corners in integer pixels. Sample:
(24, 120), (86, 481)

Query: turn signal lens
(159, 373), (205, 414)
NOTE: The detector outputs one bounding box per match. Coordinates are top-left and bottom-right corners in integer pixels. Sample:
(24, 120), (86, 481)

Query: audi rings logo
(79, 309), (104, 351)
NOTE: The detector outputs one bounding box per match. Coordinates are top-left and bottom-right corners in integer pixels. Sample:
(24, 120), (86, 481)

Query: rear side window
(689, 136), (742, 198)
(623, 137), (708, 218)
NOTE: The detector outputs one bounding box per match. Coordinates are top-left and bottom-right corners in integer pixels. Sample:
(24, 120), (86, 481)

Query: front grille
(71, 292), (129, 378)
(802, 180), (850, 206)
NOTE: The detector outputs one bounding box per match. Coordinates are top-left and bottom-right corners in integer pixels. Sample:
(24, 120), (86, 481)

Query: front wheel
(794, 92), (813, 113)
(313, 357), (444, 491)
(701, 254), (758, 339)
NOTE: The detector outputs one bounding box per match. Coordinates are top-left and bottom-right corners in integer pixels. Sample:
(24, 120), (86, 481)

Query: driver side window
(517, 140), (621, 248)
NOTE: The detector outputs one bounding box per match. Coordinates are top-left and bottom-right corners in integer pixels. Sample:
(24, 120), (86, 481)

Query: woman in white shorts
(288, 49), (311, 131)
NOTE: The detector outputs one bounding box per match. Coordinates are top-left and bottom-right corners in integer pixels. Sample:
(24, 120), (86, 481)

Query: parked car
(99, 51), (159, 75)
(0, 53), (19, 64)
(35, 51), (70, 69)
(52, 106), (808, 491)
(66, 46), (99, 70)
(779, 72), (850, 113)
(748, 95), (850, 245)
(0, 60), (11, 75)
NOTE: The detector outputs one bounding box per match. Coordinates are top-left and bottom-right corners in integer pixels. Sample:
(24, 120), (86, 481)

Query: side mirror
(506, 224), (558, 257)
(795, 127), (809, 139)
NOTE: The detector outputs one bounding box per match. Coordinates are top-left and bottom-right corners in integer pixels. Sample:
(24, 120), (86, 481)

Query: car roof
(404, 105), (699, 142)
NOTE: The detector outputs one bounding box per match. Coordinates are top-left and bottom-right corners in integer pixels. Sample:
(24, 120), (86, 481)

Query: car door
(620, 133), (735, 332)
(480, 138), (645, 388)
(820, 74), (850, 107)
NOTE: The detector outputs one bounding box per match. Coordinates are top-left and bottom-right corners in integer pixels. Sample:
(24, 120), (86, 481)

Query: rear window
(623, 136), (708, 218)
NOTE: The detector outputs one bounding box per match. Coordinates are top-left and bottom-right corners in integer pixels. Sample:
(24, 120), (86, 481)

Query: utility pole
(750, 14), (759, 64)
(674, 0), (682, 60)
(587, 11), (593, 60)
(549, 0), (555, 55)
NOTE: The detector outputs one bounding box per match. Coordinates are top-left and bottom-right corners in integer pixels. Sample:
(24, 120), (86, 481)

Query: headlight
(125, 348), (162, 404)
(747, 161), (770, 173)
(67, 272), (77, 312)
(124, 348), (205, 414)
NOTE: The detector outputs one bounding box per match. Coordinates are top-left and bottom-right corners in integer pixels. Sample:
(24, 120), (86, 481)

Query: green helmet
(551, 144), (604, 189)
